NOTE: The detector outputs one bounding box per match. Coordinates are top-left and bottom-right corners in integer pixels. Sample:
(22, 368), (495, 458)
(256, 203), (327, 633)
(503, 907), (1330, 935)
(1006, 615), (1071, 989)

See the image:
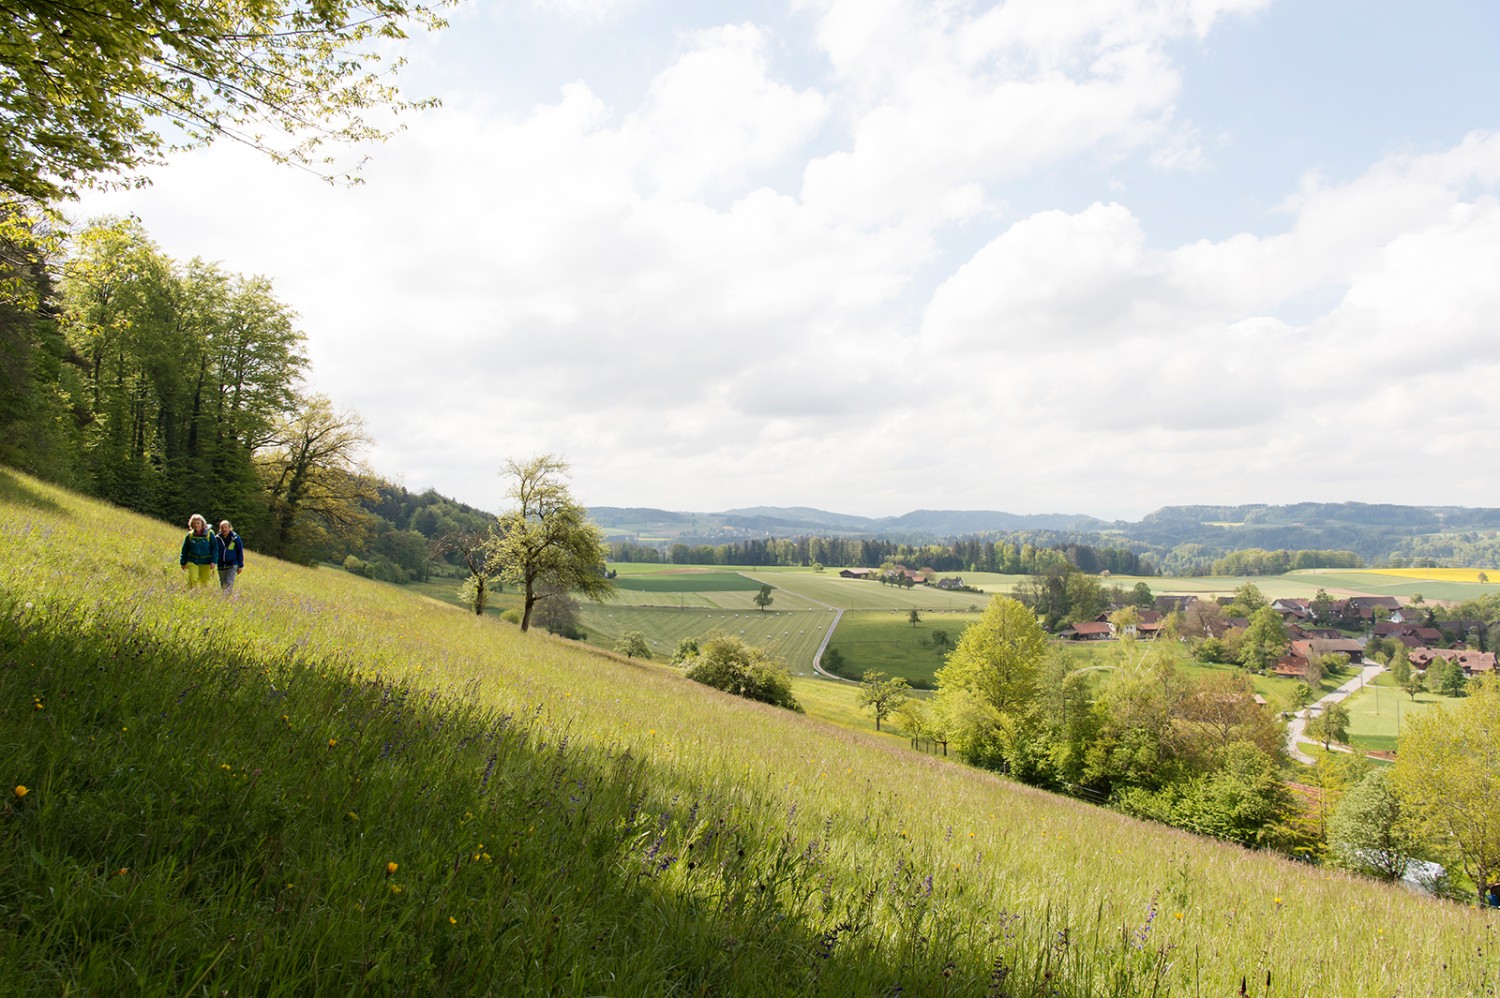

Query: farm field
(1340, 671), (1464, 754)
(821, 610), (981, 688)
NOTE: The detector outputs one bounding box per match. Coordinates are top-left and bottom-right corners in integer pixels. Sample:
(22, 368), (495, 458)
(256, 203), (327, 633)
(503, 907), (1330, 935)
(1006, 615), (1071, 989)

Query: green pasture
(613, 571), (762, 593)
(6, 468), (1500, 996)
(741, 570), (988, 612)
(1341, 671), (1463, 753)
(824, 610), (981, 688)
(578, 604), (835, 674)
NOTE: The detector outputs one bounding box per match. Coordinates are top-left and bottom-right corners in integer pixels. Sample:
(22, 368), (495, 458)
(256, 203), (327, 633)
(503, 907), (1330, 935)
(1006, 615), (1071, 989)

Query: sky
(73, 0), (1500, 519)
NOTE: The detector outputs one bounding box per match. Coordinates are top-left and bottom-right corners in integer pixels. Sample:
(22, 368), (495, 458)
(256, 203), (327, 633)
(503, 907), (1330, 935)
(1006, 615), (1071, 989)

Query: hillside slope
(1, 468), (1494, 996)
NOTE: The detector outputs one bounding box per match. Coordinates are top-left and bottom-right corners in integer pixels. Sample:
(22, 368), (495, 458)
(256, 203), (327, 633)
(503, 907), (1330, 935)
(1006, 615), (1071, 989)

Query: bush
(684, 635), (801, 712)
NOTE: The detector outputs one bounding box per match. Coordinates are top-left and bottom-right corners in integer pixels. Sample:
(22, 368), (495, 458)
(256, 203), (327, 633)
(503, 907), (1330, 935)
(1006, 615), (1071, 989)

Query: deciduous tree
(754, 584), (774, 611)
(615, 631), (651, 660)
(857, 670), (911, 732)
(488, 455), (613, 633)
(2, 0), (450, 203)
(1390, 676), (1500, 904)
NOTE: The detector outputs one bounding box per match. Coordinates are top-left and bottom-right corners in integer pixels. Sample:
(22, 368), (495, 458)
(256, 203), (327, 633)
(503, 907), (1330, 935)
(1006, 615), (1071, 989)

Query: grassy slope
(3, 469), (1497, 997)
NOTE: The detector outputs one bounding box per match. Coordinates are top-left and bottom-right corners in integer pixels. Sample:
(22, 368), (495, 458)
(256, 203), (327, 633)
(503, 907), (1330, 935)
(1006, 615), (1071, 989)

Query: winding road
(1286, 662), (1385, 763)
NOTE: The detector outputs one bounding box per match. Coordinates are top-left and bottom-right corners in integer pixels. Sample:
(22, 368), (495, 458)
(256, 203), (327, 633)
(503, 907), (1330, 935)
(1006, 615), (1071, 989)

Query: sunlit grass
(3, 468), (1499, 997)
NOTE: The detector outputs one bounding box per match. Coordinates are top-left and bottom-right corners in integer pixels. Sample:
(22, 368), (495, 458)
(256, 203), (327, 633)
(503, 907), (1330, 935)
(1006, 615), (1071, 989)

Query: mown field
(1341, 671), (1465, 754)
(821, 610), (982, 688)
(7, 468), (1500, 996)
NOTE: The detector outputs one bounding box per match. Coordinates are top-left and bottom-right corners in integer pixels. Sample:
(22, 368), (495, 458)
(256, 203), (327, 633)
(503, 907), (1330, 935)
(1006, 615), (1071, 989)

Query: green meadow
(1341, 672), (1465, 754)
(821, 610), (982, 688)
(6, 468), (1499, 996)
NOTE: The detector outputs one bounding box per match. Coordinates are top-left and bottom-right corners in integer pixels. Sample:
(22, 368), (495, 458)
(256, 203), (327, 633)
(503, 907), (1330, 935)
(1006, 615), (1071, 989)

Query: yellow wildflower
(387, 861), (399, 875)
(14, 785), (27, 798)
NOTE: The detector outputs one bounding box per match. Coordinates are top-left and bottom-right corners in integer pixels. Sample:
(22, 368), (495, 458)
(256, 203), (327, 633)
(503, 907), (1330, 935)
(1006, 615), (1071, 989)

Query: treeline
(1, 214), (501, 572)
(1209, 548), (1363, 576)
(609, 534), (1154, 576)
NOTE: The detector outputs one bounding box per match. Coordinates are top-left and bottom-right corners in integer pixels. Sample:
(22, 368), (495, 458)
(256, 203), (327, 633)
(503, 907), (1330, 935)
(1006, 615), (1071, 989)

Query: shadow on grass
(0, 599), (1023, 997)
(0, 467), (69, 517)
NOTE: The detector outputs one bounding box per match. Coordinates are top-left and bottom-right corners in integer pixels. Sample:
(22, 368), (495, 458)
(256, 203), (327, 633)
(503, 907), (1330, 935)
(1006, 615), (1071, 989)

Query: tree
(1390, 676), (1500, 904)
(256, 396), (376, 560)
(1403, 671), (1426, 701)
(439, 529), (496, 615)
(907, 608), (921, 627)
(488, 455), (614, 633)
(1, 0), (450, 204)
(857, 670), (911, 732)
(1229, 582), (1267, 616)
(1108, 605), (1141, 638)
(1328, 770), (1415, 881)
(934, 597), (1049, 770)
(615, 631), (651, 660)
(754, 584), (774, 612)
(930, 629), (950, 651)
(1311, 588), (1335, 626)
(1130, 582), (1155, 607)
(1306, 702), (1350, 751)
(684, 634), (801, 711)
(1391, 644), (1412, 685)
(1239, 606), (1289, 674)
(670, 637), (699, 665)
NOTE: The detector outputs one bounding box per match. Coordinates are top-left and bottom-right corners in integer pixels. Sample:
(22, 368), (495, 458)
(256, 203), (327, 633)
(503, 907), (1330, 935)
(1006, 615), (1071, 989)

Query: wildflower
(221, 764), (231, 771)
(328, 738), (337, 748)
(449, 916), (457, 925)
(1273, 897), (1283, 906)
(116, 868), (129, 877)
(1174, 912), (1184, 920)
(14, 786), (27, 798)
(387, 861), (399, 875)
(390, 884), (404, 895)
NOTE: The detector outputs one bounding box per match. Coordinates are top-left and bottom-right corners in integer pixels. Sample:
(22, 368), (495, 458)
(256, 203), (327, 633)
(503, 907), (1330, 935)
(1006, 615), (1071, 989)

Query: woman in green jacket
(179, 514), (216, 588)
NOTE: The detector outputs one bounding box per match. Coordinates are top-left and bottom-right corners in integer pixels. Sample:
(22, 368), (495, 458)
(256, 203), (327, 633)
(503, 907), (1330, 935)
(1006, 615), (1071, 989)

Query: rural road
(1286, 662), (1385, 763)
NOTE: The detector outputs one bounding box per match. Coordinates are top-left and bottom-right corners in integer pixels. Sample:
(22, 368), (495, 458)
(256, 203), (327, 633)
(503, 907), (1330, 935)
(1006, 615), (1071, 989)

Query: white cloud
(65, 7), (1500, 518)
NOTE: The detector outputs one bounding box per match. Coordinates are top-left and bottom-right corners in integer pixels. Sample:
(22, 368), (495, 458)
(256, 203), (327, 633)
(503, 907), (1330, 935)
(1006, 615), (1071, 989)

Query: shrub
(684, 635), (801, 712)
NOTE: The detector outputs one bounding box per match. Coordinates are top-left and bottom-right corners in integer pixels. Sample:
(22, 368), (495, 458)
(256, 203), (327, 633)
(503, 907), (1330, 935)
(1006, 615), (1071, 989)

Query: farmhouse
(1271, 597), (1312, 620)
(1411, 648), (1496, 676)
(1290, 638), (1365, 665)
(1060, 621), (1113, 641)
(935, 576), (965, 590)
(839, 568), (874, 579)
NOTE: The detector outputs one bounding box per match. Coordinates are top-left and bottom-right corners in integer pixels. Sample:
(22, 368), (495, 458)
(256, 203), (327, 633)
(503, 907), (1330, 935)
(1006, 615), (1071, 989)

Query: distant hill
(591, 500), (1500, 570)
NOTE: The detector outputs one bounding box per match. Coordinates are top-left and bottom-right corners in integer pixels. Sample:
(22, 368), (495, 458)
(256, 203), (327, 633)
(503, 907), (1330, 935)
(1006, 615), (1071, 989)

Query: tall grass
(2, 468), (1498, 996)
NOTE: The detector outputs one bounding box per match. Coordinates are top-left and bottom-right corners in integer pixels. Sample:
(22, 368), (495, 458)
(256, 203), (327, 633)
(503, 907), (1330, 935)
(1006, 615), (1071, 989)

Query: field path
(1287, 662), (1385, 763)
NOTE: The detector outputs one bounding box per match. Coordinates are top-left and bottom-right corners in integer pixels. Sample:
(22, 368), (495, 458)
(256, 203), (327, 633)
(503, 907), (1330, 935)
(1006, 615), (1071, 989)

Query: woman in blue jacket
(214, 520), (246, 591)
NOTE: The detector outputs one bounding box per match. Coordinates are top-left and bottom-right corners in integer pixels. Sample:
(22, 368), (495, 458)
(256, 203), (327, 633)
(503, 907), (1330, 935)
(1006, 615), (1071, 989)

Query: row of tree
(610, 535), (1152, 576)
(1, 217), (387, 561)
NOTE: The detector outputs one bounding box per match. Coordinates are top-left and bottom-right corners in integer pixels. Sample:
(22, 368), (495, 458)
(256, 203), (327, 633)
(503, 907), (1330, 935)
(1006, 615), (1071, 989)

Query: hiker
(180, 514), (217, 588)
(214, 519), (245, 591)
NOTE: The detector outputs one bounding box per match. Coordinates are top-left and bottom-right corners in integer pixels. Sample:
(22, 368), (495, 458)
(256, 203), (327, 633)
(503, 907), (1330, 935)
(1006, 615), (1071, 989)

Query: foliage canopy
(1, 0), (451, 203)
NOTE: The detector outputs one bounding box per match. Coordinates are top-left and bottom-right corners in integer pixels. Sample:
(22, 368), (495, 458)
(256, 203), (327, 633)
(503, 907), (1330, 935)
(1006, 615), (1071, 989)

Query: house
(1272, 597), (1312, 621)
(1290, 638), (1365, 665)
(1274, 652), (1311, 680)
(839, 568), (874, 579)
(1388, 606), (1428, 625)
(1060, 621), (1113, 641)
(1155, 595), (1197, 614)
(935, 576), (965, 590)
(1411, 648), (1496, 676)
